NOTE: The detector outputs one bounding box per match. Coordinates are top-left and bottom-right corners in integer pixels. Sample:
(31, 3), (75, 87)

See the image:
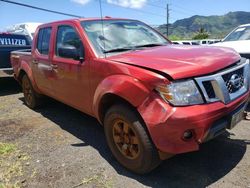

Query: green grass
(0, 143), (25, 188)
(0, 143), (16, 155)
(0, 183), (20, 188)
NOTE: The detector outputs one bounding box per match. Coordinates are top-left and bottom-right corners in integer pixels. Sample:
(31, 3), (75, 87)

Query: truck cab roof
(37, 17), (132, 28)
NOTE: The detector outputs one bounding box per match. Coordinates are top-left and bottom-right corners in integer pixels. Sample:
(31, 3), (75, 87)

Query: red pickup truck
(11, 18), (250, 174)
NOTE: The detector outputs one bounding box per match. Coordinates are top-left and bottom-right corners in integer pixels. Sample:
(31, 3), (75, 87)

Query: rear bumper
(138, 92), (249, 154)
(0, 68), (13, 77)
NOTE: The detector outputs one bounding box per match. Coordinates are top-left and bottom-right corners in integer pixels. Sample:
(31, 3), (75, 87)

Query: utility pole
(166, 3), (170, 36)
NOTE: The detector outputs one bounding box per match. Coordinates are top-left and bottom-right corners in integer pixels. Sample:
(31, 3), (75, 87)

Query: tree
(192, 27), (209, 40)
(168, 35), (183, 41)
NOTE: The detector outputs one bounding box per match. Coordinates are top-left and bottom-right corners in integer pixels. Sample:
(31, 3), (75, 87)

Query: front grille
(240, 54), (250, 59)
(195, 59), (249, 104)
(203, 81), (216, 98)
(222, 68), (244, 94)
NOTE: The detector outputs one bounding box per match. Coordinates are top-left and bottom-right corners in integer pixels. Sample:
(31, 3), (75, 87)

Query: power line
(101, 0), (166, 18)
(146, 2), (166, 10)
(0, 0), (82, 18)
(0, 0), (176, 24)
(172, 4), (200, 15)
(172, 8), (194, 17)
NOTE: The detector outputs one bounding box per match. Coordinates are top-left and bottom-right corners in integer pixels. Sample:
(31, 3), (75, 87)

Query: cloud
(71, 0), (91, 5)
(71, 0), (147, 9)
(107, 0), (147, 9)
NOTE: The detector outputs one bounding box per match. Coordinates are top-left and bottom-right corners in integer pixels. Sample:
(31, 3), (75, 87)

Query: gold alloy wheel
(112, 119), (140, 159)
(23, 77), (33, 106)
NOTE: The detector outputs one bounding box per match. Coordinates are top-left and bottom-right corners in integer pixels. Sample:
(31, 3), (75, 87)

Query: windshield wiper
(103, 43), (166, 53)
(134, 43), (166, 48)
(103, 47), (134, 53)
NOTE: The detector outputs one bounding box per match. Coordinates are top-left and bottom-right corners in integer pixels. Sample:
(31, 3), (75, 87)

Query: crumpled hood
(107, 45), (240, 80)
(212, 40), (250, 54)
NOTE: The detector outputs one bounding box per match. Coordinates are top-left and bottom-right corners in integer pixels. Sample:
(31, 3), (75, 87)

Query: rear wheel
(104, 104), (161, 174)
(22, 75), (41, 109)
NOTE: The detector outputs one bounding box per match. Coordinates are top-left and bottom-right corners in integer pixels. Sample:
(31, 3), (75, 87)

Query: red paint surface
(138, 92), (249, 154)
(11, 18), (248, 155)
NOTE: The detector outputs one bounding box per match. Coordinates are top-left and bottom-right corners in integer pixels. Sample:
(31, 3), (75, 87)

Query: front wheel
(104, 104), (161, 174)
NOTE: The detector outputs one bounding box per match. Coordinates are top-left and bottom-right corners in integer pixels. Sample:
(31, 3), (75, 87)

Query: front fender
(93, 74), (151, 119)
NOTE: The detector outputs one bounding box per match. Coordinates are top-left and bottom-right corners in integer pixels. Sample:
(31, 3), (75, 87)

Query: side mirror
(58, 45), (79, 60)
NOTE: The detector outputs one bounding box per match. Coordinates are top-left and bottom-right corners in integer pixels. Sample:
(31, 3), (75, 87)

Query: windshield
(81, 20), (168, 56)
(224, 25), (250, 42)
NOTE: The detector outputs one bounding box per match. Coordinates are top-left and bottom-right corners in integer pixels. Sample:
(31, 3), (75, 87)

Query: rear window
(0, 34), (30, 46)
(36, 27), (52, 55)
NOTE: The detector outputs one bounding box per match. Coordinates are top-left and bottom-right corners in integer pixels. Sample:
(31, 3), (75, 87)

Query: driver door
(50, 24), (91, 114)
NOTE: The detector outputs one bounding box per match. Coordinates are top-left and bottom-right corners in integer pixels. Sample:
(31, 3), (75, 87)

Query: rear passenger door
(32, 27), (54, 96)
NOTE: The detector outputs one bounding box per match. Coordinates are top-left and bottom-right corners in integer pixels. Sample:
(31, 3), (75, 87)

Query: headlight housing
(156, 80), (204, 106)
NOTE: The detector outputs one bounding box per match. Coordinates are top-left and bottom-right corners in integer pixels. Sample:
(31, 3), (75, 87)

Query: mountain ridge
(156, 11), (250, 39)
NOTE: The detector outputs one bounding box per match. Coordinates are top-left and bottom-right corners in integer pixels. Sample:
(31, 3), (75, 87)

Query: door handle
(51, 64), (58, 69)
(32, 60), (38, 64)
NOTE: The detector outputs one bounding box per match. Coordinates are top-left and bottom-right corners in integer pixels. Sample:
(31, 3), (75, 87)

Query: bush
(192, 28), (209, 40)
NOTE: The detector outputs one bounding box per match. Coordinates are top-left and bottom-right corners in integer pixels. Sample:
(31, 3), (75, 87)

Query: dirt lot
(0, 77), (250, 188)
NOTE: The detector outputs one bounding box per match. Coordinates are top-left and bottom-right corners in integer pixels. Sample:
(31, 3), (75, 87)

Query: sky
(0, 0), (249, 29)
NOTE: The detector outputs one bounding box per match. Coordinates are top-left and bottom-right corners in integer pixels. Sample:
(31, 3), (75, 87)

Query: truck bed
(11, 49), (32, 77)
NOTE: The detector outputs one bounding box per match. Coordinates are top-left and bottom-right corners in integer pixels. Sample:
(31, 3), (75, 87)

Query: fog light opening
(183, 130), (194, 141)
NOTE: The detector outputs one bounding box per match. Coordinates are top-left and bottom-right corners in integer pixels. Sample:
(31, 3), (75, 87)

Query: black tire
(104, 104), (161, 174)
(22, 75), (41, 109)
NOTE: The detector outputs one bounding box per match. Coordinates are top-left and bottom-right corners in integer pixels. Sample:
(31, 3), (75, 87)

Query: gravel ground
(0, 77), (250, 188)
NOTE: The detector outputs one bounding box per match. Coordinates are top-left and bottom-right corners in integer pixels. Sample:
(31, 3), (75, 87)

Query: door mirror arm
(79, 43), (85, 64)
(79, 57), (84, 64)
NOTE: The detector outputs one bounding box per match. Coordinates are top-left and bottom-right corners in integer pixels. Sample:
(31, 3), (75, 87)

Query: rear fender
(18, 61), (41, 93)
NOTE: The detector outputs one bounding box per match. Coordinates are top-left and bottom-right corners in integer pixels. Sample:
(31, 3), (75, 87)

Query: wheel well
(18, 70), (26, 83)
(98, 93), (135, 124)
(98, 93), (160, 159)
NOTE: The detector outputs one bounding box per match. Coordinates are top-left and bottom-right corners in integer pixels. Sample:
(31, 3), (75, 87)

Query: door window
(36, 27), (52, 55)
(55, 25), (83, 59)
